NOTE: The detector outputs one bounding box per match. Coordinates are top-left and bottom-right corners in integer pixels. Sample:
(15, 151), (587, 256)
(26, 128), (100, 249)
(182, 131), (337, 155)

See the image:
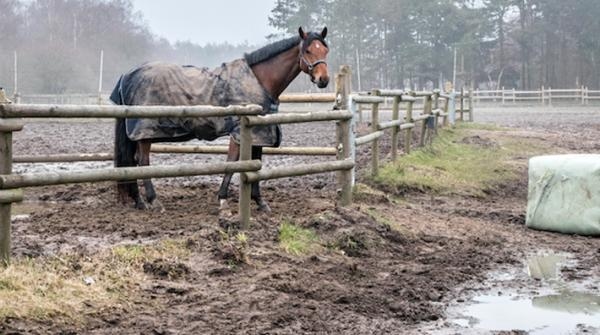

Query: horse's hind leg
(217, 138), (240, 217)
(251, 146), (271, 213)
(137, 141), (157, 205)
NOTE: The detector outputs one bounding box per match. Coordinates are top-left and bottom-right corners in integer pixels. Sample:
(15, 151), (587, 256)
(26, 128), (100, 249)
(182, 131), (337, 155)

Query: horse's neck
(250, 47), (301, 100)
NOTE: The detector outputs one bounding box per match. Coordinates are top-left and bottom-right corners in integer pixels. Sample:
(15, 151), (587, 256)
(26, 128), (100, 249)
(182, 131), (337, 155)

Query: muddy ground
(3, 106), (600, 334)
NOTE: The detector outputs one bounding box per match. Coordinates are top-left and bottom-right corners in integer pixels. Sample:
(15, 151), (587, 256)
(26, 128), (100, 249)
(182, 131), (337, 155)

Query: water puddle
(452, 253), (600, 334)
(456, 291), (600, 334)
(527, 254), (567, 280)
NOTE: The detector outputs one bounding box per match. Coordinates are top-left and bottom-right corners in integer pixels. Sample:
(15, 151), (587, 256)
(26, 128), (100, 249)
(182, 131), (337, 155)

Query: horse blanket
(109, 59), (281, 147)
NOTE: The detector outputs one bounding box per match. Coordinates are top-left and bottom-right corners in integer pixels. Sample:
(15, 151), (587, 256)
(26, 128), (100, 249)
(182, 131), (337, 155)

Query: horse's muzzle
(316, 78), (329, 88)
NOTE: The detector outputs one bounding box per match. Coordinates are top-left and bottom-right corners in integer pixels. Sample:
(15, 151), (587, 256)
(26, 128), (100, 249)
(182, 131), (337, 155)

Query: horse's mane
(244, 36), (301, 66)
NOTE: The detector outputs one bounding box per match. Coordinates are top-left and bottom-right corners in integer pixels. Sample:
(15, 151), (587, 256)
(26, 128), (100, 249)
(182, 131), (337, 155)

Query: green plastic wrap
(526, 154), (600, 235)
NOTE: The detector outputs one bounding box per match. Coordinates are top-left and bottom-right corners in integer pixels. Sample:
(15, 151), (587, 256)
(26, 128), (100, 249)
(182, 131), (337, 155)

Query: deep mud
(3, 106), (600, 334)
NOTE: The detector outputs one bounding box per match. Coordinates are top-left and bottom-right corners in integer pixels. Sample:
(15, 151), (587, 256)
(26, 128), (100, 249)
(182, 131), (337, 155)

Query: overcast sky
(131, 0), (278, 46)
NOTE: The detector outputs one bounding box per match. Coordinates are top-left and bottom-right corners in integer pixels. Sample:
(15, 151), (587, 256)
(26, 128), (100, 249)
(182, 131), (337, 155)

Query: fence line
(473, 86), (600, 105)
(0, 64), (474, 264)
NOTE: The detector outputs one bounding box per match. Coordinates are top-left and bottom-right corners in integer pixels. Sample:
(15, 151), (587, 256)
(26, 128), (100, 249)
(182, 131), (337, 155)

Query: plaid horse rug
(109, 59), (281, 147)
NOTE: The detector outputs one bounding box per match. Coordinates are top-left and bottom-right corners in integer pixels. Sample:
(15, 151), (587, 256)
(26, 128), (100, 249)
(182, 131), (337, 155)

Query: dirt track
(3, 106), (600, 334)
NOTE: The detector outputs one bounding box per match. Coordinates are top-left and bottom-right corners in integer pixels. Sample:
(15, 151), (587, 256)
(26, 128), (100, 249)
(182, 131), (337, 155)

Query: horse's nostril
(318, 79), (329, 88)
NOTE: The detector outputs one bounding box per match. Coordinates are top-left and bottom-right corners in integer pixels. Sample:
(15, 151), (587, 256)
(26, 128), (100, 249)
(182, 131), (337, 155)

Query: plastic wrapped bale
(526, 154), (600, 235)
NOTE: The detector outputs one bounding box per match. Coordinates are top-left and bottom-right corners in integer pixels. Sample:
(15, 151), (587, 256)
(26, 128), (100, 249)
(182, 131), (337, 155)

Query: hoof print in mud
(142, 259), (190, 279)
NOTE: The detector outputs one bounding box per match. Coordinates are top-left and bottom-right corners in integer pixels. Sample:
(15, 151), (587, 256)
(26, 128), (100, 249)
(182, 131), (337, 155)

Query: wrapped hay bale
(526, 154), (600, 235)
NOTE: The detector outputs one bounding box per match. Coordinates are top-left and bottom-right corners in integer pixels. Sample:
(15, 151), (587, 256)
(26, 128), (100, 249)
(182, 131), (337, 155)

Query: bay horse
(110, 27), (329, 216)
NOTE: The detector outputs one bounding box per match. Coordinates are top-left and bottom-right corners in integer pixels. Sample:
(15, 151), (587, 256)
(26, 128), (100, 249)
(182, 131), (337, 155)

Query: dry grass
(0, 238), (191, 324)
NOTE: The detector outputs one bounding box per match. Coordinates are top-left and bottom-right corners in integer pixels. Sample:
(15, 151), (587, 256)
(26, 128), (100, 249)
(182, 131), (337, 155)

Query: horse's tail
(112, 76), (137, 202)
(114, 118), (136, 168)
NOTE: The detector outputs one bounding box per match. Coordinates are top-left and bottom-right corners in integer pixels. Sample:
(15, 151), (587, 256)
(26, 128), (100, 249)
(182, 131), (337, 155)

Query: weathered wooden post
(0, 89), (23, 265)
(468, 88), (474, 122)
(432, 90), (440, 133)
(548, 87), (553, 106)
(238, 116), (252, 229)
(442, 95), (450, 127)
(338, 117), (353, 206)
(404, 93), (415, 154)
(335, 66), (351, 188)
(419, 93), (432, 147)
(581, 85), (585, 106)
(371, 89), (381, 177)
(334, 65), (351, 111)
(391, 94), (400, 161)
(541, 86), (546, 105)
(460, 87), (465, 121)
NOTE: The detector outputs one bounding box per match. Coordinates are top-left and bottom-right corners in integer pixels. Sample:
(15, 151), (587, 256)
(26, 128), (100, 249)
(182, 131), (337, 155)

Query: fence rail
(473, 86), (600, 105)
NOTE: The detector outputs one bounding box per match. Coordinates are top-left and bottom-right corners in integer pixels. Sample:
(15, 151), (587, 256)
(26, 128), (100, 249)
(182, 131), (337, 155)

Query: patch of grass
(279, 221), (320, 256)
(0, 238), (192, 324)
(373, 124), (546, 196)
(456, 122), (507, 131)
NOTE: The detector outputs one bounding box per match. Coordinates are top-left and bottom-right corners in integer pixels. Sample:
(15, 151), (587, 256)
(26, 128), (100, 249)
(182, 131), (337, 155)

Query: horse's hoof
(257, 203), (272, 214)
(134, 200), (148, 210)
(219, 199), (233, 218)
(218, 216), (240, 231)
(149, 200), (165, 213)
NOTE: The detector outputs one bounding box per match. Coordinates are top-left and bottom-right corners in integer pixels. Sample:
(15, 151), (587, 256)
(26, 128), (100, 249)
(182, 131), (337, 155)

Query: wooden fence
(473, 86), (600, 105)
(0, 65), (474, 264)
(0, 82), (356, 263)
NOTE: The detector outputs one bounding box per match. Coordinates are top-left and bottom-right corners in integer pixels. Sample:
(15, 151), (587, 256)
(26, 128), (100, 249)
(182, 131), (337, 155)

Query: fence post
(541, 86), (545, 105)
(501, 86), (505, 105)
(419, 93), (432, 146)
(581, 85), (585, 105)
(432, 90), (440, 133)
(404, 93), (414, 154)
(338, 117), (353, 206)
(586, 86), (589, 105)
(238, 116), (252, 229)
(334, 65), (351, 111)
(0, 89), (24, 265)
(391, 95), (400, 161)
(512, 88), (516, 103)
(371, 89), (381, 177)
(442, 95), (450, 127)
(468, 88), (474, 122)
(460, 88), (465, 122)
(548, 87), (552, 106)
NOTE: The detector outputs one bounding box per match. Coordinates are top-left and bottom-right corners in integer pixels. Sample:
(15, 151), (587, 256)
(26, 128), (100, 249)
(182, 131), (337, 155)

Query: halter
(299, 39), (327, 74)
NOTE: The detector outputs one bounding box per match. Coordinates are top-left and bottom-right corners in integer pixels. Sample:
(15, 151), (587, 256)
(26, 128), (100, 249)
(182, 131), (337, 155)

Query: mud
(3, 106), (600, 334)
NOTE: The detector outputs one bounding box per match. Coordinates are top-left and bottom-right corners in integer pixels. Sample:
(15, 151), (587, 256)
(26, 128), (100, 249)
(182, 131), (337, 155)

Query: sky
(131, 0), (278, 46)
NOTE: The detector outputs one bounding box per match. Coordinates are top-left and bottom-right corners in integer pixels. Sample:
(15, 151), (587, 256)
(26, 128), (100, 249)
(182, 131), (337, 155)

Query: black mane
(244, 32), (327, 66)
(244, 36), (301, 66)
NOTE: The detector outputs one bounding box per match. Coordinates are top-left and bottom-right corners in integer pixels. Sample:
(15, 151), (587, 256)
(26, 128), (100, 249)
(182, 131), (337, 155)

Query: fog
(2, 0), (600, 97)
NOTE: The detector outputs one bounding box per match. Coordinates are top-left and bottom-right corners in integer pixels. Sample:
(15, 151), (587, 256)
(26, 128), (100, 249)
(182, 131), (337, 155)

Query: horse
(110, 27), (330, 216)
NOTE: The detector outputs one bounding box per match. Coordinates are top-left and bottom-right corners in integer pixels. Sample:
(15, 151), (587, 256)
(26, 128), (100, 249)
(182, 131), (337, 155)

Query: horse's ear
(321, 27), (327, 39)
(298, 27), (307, 40)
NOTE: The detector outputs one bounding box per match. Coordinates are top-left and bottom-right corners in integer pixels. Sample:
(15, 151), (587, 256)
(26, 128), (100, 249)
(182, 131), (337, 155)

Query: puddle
(527, 254), (567, 280)
(456, 291), (600, 334)
(453, 253), (600, 334)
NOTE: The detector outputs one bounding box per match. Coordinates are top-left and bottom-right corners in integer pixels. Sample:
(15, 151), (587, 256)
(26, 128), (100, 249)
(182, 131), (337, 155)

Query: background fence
(473, 87), (600, 105)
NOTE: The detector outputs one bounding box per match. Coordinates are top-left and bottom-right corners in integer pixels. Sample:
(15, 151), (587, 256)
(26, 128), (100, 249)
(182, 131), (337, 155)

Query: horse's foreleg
(251, 146), (271, 213)
(218, 138), (240, 216)
(137, 141), (156, 205)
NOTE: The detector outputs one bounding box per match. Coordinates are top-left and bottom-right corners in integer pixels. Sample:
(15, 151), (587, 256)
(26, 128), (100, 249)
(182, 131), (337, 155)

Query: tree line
(2, 0), (600, 94)
(0, 0), (256, 95)
(269, 0), (600, 91)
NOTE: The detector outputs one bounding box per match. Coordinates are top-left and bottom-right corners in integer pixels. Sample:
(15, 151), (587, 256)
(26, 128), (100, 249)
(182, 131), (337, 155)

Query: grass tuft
(373, 124), (549, 196)
(279, 221), (320, 256)
(0, 238), (192, 324)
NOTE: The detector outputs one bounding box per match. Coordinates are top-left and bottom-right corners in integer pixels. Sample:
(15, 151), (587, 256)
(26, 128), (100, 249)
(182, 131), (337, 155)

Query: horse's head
(298, 27), (329, 89)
